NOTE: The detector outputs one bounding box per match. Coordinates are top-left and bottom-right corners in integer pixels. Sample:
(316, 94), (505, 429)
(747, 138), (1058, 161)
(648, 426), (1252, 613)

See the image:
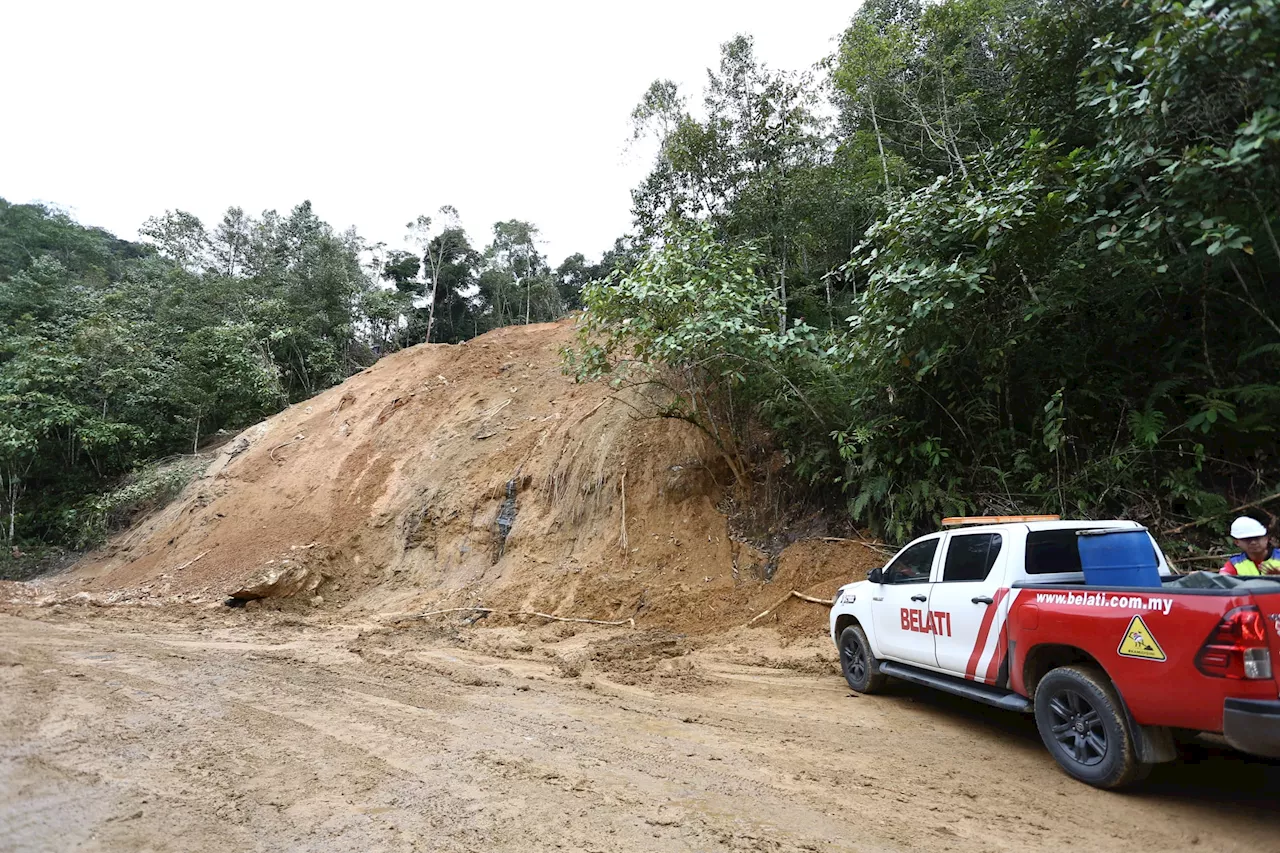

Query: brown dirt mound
(58, 319), (881, 638)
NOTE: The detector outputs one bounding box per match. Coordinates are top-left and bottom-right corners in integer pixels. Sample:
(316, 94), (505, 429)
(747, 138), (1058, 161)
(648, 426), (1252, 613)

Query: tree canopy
(577, 0), (1280, 542)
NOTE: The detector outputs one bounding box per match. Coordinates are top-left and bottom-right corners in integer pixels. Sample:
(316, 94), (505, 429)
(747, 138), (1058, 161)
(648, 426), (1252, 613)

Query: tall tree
(484, 219), (556, 325)
(406, 206), (467, 344)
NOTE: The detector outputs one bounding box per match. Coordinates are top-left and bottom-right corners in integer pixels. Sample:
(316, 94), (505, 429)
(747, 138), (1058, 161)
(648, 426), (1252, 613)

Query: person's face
(1235, 535), (1272, 562)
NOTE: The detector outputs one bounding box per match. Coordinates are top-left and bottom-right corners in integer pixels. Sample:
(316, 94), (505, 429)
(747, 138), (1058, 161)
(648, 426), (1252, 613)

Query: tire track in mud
(3, 616), (848, 852)
(168, 643), (856, 851)
(6, 612), (1280, 853)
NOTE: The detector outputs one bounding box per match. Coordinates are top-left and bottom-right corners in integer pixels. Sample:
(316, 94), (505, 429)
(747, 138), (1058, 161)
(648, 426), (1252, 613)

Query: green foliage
(573, 224), (832, 483)
(169, 325), (278, 452)
(68, 455), (207, 550)
(583, 0), (1280, 539)
(574, 225), (783, 376)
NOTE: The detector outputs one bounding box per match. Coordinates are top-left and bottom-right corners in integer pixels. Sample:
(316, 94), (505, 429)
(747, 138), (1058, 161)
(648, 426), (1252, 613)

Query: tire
(838, 624), (887, 694)
(1033, 664), (1150, 789)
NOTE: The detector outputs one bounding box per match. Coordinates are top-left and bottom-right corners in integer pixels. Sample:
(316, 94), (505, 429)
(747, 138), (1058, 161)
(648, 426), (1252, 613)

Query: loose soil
(57, 319), (880, 638)
(3, 606), (1277, 853)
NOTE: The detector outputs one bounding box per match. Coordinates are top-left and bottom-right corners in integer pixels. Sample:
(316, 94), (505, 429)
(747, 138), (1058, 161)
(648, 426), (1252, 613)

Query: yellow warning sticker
(1117, 614), (1167, 661)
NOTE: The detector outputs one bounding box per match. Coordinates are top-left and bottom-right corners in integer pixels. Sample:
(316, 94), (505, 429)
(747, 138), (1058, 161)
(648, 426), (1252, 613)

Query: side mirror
(867, 567), (885, 584)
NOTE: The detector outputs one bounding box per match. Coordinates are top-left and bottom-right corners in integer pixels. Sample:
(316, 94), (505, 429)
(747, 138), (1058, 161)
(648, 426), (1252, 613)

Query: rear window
(1025, 530), (1083, 574)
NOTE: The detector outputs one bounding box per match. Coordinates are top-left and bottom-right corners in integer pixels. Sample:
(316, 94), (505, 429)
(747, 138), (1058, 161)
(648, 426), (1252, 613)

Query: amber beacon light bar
(940, 515), (1062, 527)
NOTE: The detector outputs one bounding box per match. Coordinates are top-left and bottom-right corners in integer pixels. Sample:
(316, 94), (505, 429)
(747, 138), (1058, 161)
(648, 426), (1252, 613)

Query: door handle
(911, 594), (927, 602)
(972, 596), (994, 605)
(872, 596), (884, 601)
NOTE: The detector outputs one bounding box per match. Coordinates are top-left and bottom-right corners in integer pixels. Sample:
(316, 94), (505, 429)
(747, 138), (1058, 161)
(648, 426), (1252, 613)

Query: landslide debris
(52, 319), (880, 636)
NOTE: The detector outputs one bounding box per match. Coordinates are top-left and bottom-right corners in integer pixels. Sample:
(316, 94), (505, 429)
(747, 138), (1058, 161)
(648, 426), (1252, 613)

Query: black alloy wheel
(1033, 664), (1149, 788)
(1045, 687), (1107, 766)
(838, 625), (887, 694)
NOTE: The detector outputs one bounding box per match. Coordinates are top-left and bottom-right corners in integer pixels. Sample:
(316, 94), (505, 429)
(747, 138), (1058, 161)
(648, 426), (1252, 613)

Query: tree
(484, 219), (558, 325)
(211, 206), (252, 278)
(359, 287), (412, 353)
(588, 0), (1280, 540)
(424, 227), (483, 343)
(0, 198), (386, 548)
(0, 419), (37, 545)
(381, 249), (422, 293)
(169, 325), (276, 453)
(631, 36), (834, 331)
(139, 210), (210, 272)
(407, 206), (460, 343)
(554, 253), (599, 311)
(571, 223), (830, 486)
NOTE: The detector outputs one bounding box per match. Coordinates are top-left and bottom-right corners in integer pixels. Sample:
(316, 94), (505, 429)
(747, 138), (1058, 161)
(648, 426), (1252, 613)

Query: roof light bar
(941, 515), (1062, 527)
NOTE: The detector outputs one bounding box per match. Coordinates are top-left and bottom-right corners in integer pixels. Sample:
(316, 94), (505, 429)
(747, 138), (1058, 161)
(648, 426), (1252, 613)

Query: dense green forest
(0, 199), (614, 551)
(575, 0), (1280, 542)
(5, 0), (1278, 559)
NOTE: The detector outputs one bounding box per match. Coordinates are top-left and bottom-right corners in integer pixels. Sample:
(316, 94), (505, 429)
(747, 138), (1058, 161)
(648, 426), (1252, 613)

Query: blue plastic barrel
(1076, 529), (1162, 588)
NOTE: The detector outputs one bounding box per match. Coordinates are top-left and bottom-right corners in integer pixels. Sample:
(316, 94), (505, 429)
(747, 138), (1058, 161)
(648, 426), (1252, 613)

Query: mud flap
(1121, 701), (1178, 763)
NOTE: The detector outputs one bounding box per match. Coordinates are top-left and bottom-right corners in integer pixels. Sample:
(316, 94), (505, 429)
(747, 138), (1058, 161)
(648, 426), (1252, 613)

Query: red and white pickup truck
(829, 518), (1280, 788)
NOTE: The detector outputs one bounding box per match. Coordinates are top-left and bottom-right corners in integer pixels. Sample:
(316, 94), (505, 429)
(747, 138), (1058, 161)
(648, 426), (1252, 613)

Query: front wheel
(838, 625), (887, 694)
(1033, 664), (1150, 789)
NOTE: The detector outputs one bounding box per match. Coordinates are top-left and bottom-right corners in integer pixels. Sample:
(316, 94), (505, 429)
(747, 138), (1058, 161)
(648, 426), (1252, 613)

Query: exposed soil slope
(68, 319), (878, 635)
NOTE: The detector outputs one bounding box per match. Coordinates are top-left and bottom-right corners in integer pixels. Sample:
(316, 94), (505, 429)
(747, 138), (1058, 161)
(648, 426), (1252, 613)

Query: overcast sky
(1, 1), (856, 265)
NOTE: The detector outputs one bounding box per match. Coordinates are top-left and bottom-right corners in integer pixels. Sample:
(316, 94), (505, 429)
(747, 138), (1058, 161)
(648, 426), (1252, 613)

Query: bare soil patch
(4, 608), (1278, 853)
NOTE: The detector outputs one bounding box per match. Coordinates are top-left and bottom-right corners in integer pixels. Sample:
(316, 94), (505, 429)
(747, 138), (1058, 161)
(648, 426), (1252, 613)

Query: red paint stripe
(983, 618), (1009, 685)
(983, 589), (1023, 684)
(965, 587), (1009, 680)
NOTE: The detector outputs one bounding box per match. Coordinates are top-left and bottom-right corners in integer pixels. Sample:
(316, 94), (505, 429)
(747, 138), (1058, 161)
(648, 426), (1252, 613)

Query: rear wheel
(1033, 664), (1150, 789)
(839, 625), (887, 694)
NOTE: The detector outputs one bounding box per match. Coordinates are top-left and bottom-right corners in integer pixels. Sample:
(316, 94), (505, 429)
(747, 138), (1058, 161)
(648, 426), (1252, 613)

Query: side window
(1025, 530), (1083, 574)
(885, 539), (938, 584)
(942, 533), (1003, 583)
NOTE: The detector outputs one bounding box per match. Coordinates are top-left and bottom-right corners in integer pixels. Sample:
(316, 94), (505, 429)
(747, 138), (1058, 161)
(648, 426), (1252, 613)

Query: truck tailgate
(1011, 585), (1280, 732)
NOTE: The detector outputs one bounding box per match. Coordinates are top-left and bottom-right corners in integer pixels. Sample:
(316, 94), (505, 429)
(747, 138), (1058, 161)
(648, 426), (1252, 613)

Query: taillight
(1196, 606), (1273, 680)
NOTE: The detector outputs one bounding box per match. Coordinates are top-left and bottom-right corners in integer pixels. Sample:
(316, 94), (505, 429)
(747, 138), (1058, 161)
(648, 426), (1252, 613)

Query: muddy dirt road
(3, 609), (1278, 853)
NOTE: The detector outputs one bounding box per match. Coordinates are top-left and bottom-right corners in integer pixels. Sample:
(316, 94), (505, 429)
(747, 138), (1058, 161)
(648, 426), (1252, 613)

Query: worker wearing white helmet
(1220, 516), (1280, 576)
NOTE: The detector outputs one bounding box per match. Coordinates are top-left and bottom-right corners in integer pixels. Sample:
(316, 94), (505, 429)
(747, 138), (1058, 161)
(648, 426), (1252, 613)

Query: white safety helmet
(1230, 516), (1269, 539)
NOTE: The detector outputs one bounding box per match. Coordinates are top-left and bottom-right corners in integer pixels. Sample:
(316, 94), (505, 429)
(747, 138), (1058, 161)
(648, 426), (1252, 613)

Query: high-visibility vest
(1222, 549), (1280, 576)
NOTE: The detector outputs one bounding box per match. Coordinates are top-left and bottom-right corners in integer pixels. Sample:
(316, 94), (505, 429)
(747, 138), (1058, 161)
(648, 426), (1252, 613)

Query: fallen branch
(1170, 553), (1232, 563)
(172, 550), (210, 572)
(746, 590), (831, 626)
(746, 592), (794, 626)
(399, 606), (635, 628)
(577, 397), (609, 424)
(269, 436), (305, 463)
(1165, 491), (1280, 535)
(473, 398), (512, 427)
(817, 536), (895, 556)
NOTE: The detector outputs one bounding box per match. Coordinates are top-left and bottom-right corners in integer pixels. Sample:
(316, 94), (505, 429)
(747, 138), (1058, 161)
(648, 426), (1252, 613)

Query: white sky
(0, 1), (856, 266)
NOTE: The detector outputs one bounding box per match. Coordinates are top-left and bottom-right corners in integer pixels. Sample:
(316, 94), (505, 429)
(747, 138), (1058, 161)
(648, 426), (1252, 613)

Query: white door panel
(871, 536), (942, 667)
(930, 532), (1009, 681)
(873, 583), (939, 666)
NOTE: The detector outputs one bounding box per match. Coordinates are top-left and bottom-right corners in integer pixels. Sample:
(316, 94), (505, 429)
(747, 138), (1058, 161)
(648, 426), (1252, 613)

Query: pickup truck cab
(830, 518), (1280, 788)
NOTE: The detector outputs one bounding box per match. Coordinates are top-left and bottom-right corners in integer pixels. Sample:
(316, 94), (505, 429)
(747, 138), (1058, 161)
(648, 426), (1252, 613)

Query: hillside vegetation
(574, 0), (1280, 542)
